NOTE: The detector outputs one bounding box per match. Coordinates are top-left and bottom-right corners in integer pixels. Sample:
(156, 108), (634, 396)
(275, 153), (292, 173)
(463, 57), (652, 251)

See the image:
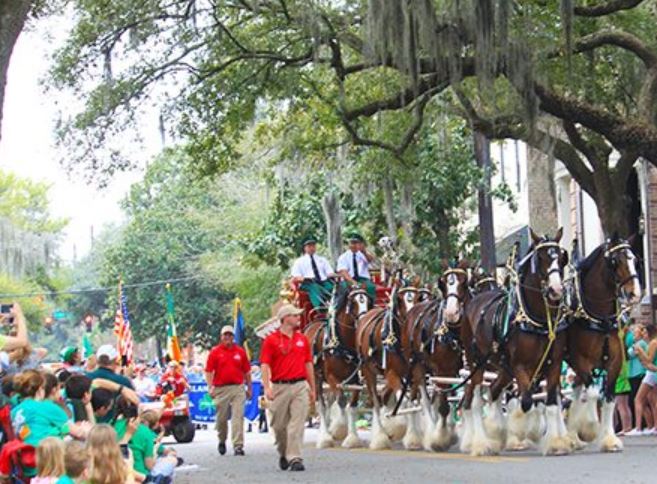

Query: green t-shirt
(0, 334), (6, 349)
(114, 419), (155, 476)
(11, 399), (70, 446)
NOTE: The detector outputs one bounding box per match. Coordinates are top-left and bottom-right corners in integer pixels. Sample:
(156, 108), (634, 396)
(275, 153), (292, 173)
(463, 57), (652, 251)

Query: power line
(0, 275), (205, 299)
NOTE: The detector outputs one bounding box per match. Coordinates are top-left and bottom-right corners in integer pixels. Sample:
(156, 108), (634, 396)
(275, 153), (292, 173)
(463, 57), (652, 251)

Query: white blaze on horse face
(625, 252), (642, 304)
(354, 293), (369, 316)
(444, 273), (461, 323)
(403, 291), (416, 312)
(547, 256), (563, 300)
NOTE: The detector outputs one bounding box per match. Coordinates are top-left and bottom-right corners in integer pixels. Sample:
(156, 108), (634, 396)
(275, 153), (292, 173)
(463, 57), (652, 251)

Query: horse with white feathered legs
(356, 273), (420, 450)
(402, 259), (473, 452)
(304, 282), (372, 449)
(460, 228), (571, 456)
(563, 235), (642, 453)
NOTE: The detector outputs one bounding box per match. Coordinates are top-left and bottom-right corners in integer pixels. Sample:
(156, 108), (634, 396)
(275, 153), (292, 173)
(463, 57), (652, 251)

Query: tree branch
(574, 0), (646, 17)
(534, 82), (657, 165)
(562, 120), (601, 169)
(556, 29), (657, 67)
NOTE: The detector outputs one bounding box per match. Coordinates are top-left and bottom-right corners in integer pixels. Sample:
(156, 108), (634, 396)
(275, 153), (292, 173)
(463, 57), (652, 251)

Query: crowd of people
(0, 303), (186, 483)
(614, 322), (657, 435)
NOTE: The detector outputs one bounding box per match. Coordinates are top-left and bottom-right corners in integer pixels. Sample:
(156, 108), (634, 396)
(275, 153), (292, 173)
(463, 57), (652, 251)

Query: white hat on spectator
(96, 344), (118, 360)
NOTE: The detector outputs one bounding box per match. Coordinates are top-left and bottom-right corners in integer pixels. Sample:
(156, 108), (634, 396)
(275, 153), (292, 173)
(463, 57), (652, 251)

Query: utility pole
(474, 130), (497, 272)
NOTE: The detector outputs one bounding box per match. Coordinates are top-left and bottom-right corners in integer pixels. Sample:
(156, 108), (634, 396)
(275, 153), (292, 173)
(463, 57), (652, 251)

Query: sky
(0, 16), (157, 262)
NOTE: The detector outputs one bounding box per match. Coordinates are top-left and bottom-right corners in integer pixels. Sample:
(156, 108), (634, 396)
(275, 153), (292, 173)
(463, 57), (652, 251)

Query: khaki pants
(213, 385), (246, 448)
(269, 381), (310, 462)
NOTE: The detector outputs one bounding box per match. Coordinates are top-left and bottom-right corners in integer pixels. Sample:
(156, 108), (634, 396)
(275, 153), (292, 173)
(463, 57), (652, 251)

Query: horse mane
(575, 244), (605, 274)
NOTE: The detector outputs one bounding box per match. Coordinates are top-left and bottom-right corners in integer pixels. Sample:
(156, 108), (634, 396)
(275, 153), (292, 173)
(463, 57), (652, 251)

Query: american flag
(114, 281), (134, 365)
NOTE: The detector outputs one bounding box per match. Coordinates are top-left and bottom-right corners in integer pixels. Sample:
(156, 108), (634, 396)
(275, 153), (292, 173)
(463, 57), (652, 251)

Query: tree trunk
(434, 206), (451, 259)
(474, 130), (497, 272)
(593, 170), (632, 237)
(382, 174), (397, 241)
(0, 1), (32, 140)
(321, 191), (343, 264)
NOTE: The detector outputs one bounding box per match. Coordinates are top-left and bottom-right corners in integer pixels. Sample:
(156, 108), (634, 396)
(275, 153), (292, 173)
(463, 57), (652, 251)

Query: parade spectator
(627, 324), (647, 418)
(59, 347), (84, 373)
(85, 424), (137, 484)
(631, 324), (657, 435)
(614, 350), (633, 434)
(64, 375), (94, 423)
(205, 325), (252, 456)
(11, 370), (90, 446)
(86, 345), (134, 390)
(133, 365), (157, 402)
(33, 437), (65, 484)
(59, 441), (90, 483)
(260, 304), (316, 472)
(0, 303), (29, 352)
(90, 388), (115, 423)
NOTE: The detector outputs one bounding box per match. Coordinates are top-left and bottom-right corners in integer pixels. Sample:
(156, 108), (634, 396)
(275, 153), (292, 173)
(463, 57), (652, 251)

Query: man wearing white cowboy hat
(205, 324), (252, 456)
(260, 304), (316, 472)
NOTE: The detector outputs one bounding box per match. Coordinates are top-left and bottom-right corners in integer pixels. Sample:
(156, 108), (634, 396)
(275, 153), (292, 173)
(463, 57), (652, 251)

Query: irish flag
(166, 283), (183, 362)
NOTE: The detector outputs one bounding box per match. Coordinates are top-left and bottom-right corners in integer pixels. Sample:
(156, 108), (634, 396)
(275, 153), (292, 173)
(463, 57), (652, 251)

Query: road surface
(168, 426), (657, 483)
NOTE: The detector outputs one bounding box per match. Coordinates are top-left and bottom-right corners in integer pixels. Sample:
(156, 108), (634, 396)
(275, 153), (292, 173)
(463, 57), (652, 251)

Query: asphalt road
(169, 427), (657, 484)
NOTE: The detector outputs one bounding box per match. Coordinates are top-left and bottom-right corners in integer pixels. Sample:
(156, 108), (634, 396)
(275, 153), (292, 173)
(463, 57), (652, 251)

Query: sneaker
(176, 457), (185, 467)
(289, 460), (305, 471)
(234, 447), (245, 456)
(624, 428), (643, 437)
(643, 428), (657, 436)
(218, 442), (227, 455)
(278, 456), (289, 471)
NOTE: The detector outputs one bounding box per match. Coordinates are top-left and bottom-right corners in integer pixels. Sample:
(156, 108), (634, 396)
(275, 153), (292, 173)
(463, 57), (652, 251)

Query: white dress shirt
(337, 250), (371, 279)
(291, 254), (334, 281)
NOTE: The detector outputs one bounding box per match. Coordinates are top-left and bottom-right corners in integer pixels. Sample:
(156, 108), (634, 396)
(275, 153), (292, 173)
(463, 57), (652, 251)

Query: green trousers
(300, 280), (334, 309)
(340, 277), (377, 302)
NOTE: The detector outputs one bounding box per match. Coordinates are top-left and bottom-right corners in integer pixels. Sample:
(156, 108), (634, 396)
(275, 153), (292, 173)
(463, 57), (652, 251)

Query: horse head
(439, 258), (471, 324)
(347, 287), (371, 319)
(470, 264), (498, 295)
(418, 287), (434, 302)
(526, 227), (568, 303)
(603, 233), (642, 306)
(397, 286), (419, 317)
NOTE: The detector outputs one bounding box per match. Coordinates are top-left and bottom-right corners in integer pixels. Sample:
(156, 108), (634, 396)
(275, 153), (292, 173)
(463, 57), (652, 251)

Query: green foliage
(0, 169), (68, 233)
(0, 274), (48, 331)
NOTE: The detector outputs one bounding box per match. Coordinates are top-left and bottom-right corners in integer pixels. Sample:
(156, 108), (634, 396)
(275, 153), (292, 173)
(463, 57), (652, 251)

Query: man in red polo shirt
(261, 304), (316, 472)
(205, 325), (252, 456)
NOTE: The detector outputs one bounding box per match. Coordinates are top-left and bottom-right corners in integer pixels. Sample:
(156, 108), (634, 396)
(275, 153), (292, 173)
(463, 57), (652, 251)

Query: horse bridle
(518, 241), (567, 297)
(604, 241), (640, 295)
(441, 268), (469, 305)
(346, 288), (370, 317)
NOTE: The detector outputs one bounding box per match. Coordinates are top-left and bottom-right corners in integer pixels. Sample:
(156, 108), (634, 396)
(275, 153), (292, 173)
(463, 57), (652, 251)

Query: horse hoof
(543, 437), (572, 456)
(505, 435), (528, 451)
(567, 432), (587, 450)
(403, 431), (423, 451)
(341, 434), (364, 449)
(470, 439), (497, 457)
(369, 432), (392, 450)
(599, 435), (623, 453)
(329, 424), (348, 443)
(316, 436), (335, 449)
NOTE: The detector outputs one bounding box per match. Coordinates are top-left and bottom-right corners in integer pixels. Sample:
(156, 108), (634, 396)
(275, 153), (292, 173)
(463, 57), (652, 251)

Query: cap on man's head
(96, 344), (118, 361)
(348, 233), (364, 243)
(302, 237), (317, 247)
(276, 304), (304, 321)
(221, 325), (235, 336)
(60, 346), (78, 363)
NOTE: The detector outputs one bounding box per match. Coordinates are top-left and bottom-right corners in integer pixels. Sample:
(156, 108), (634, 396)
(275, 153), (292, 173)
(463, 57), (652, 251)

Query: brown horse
(403, 259), (473, 451)
(460, 228), (569, 456)
(356, 281), (419, 449)
(565, 236), (642, 452)
(304, 284), (371, 448)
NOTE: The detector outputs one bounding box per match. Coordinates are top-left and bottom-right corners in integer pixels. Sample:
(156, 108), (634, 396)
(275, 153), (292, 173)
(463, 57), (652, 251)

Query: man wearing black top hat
(290, 237), (335, 309)
(336, 233), (377, 301)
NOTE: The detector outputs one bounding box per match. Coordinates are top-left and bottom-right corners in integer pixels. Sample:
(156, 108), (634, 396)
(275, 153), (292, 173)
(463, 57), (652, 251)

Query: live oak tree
(51, 0), (657, 239)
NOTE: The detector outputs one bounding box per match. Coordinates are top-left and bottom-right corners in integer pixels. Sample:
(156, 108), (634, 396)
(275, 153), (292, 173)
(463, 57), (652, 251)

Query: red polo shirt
(205, 343), (250, 386)
(260, 329), (312, 382)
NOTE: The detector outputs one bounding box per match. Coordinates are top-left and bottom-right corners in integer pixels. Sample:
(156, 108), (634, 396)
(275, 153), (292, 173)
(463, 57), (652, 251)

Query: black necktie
(310, 254), (322, 282)
(353, 252), (359, 280)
